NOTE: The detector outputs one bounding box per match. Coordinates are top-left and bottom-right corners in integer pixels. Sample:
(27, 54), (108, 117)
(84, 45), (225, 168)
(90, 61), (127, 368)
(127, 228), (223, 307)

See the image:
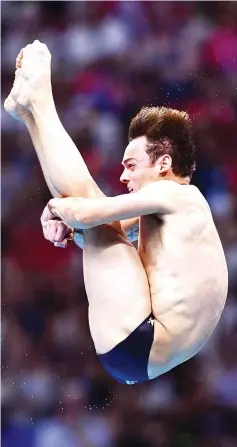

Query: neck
(178, 176), (190, 185)
(161, 172), (190, 185)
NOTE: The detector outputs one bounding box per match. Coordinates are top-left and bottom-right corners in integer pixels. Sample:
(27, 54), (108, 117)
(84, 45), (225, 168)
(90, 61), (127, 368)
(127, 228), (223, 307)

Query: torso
(138, 184), (228, 378)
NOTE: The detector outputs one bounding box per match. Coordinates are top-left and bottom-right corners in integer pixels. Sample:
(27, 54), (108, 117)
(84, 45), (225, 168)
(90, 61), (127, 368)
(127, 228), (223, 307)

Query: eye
(128, 164), (135, 171)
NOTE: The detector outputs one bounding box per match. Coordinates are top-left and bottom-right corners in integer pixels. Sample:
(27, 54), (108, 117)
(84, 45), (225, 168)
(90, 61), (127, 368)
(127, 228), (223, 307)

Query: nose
(120, 169), (129, 184)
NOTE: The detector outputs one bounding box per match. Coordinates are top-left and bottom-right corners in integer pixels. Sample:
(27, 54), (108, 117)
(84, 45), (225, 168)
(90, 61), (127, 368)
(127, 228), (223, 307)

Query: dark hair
(128, 106), (196, 178)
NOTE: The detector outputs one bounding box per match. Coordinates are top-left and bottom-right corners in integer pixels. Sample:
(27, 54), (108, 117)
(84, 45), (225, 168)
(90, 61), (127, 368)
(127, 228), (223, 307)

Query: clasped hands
(41, 197), (88, 248)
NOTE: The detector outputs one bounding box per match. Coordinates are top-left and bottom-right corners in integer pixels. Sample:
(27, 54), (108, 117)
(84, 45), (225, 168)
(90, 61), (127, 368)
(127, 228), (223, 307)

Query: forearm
(48, 195), (144, 230)
(30, 95), (97, 198)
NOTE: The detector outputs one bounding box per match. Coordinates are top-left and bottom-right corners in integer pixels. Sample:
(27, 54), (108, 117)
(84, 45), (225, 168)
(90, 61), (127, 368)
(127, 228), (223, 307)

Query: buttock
(97, 314), (154, 384)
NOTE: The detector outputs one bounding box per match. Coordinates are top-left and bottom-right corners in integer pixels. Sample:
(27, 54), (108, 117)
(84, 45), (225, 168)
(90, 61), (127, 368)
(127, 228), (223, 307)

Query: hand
(4, 40), (52, 116)
(41, 204), (74, 248)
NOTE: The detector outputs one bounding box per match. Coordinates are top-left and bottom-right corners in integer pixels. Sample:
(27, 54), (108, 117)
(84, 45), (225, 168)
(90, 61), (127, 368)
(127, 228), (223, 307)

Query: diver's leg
(83, 223), (151, 354)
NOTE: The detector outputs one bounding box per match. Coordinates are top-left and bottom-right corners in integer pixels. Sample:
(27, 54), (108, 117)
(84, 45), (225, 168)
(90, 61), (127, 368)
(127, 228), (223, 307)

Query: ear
(158, 154), (172, 174)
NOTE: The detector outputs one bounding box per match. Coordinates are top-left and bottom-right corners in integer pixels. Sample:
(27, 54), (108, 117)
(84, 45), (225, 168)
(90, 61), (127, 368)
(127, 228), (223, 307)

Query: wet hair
(128, 106), (196, 178)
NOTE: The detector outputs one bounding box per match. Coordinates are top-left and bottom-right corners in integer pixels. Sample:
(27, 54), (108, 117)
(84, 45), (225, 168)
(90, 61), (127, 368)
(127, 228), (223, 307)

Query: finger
(42, 224), (48, 240)
(48, 222), (59, 242)
(56, 223), (74, 243)
(41, 205), (56, 225)
(42, 221), (55, 242)
(55, 221), (69, 242)
(65, 227), (74, 242)
(43, 223), (54, 241)
(43, 224), (52, 241)
(66, 230), (74, 243)
(54, 239), (68, 248)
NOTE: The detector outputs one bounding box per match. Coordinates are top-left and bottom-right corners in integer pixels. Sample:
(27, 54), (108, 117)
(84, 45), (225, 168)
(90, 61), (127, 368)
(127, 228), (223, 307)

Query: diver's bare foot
(4, 67), (31, 121)
(4, 40), (52, 120)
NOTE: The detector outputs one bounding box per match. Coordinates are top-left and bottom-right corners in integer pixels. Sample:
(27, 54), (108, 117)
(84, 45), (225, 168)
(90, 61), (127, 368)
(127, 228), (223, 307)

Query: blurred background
(1, 1), (237, 446)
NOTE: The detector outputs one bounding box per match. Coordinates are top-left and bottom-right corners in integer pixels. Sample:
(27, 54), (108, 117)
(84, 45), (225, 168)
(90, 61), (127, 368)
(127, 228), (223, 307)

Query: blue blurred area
(1, 2), (237, 446)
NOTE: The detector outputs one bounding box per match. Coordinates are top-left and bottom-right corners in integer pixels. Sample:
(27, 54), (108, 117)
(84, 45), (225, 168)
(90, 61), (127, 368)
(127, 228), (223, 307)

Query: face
(120, 136), (168, 192)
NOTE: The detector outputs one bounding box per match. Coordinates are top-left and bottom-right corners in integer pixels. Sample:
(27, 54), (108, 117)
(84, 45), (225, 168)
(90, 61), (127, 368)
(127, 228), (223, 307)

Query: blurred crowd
(1, 2), (237, 446)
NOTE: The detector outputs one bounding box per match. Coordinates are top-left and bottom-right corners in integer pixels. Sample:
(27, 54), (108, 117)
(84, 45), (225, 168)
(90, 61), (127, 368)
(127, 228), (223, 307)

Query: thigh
(147, 321), (173, 380)
(83, 223), (152, 354)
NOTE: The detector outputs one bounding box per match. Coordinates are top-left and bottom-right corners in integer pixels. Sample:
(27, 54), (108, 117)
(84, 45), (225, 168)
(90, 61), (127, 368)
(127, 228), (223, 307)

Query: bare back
(139, 184), (228, 374)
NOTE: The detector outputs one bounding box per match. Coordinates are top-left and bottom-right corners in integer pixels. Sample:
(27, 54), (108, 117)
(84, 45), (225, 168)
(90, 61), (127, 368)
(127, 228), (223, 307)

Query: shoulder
(179, 184), (211, 212)
(139, 180), (180, 196)
(171, 185), (213, 231)
(139, 180), (188, 205)
(136, 181), (210, 216)
(137, 180), (184, 215)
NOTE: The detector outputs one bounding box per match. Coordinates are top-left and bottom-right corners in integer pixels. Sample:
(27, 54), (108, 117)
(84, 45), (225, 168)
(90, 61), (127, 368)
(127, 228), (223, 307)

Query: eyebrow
(121, 157), (136, 166)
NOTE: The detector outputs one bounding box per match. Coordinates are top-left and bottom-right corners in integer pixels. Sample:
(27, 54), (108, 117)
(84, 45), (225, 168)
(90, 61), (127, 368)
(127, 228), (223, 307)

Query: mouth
(128, 188), (134, 193)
